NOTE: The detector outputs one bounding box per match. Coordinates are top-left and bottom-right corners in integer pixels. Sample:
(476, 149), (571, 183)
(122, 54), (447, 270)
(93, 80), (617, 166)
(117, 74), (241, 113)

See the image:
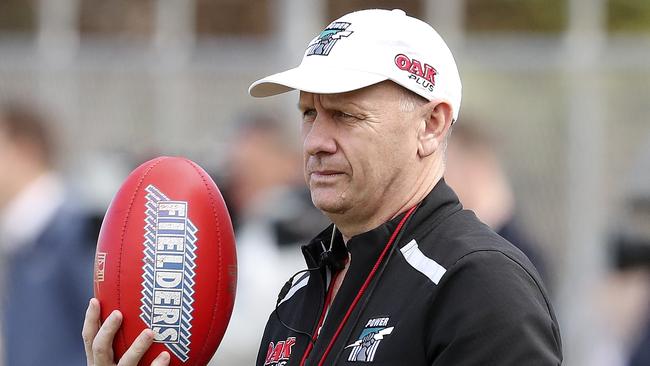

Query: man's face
(299, 82), (421, 221)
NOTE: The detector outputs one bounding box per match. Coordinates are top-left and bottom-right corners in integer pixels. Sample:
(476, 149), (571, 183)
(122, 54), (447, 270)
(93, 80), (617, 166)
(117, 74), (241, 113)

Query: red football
(94, 156), (237, 365)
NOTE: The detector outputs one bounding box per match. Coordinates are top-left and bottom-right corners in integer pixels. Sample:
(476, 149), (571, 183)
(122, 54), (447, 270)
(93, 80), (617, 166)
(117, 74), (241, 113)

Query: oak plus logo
(394, 53), (438, 92)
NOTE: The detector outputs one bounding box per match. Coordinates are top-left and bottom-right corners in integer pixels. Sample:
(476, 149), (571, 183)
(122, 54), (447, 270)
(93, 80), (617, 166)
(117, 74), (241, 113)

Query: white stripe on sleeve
(400, 239), (446, 285)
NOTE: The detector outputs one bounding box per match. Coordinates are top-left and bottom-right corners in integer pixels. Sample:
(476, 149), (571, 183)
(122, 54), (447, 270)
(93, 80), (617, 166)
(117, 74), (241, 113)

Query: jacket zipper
(299, 270), (340, 366)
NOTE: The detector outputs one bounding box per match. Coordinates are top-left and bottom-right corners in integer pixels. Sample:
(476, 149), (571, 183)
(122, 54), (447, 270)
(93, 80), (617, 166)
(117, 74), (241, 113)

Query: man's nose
(304, 109), (337, 156)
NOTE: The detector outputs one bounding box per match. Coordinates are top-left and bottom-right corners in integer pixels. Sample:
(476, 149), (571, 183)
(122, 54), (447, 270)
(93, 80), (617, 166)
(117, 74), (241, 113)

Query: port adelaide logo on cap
(345, 316), (394, 362)
(140, 184), (198, 362)
(306, 21), (354, 56)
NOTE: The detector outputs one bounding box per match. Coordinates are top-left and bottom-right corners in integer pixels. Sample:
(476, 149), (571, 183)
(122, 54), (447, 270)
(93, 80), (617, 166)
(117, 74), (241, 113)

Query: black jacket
(257, 180), (562, 365)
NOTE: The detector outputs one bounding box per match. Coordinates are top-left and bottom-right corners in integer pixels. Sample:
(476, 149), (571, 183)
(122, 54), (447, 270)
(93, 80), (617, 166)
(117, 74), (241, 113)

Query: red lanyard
(298, 269), (339, 366)
(299, 205), (417, 366)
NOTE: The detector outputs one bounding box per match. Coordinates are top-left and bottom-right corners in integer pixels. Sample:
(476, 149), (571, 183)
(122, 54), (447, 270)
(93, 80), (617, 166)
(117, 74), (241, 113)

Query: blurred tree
(608, 0), (650, 33)
(196, 0), (270, 37)
(0, 0), (36, 33)
(79, 0), (154, 39)
(465, 0), (566, 33)
(328, 0), (422, 21)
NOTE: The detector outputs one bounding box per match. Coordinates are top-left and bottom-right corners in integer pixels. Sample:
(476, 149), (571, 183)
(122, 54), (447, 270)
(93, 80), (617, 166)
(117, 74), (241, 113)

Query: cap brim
(249, 65), (388, 97)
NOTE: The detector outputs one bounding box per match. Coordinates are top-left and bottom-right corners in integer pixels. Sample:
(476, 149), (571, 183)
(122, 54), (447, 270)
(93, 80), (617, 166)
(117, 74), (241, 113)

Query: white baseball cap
(248, 8), (462, 121)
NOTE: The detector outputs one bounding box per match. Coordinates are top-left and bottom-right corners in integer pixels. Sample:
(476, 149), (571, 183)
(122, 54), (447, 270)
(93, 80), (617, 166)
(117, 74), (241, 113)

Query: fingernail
(143, 328), (154, 338)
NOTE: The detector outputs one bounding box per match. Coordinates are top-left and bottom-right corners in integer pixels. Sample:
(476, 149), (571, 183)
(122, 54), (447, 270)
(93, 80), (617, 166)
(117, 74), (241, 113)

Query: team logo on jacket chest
(345, 317), (394, 362)
(265, 337), (296, 366)
(140, 184), (198, 362)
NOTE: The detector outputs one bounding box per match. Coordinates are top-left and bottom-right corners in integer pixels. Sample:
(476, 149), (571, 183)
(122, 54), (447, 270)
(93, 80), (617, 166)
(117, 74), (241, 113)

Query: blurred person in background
(592, 136), (650, 366)
(444, 120), (549, 282)
(212, 114), (328, 365)
(0, 101), (95, 365)
(611, 226), (650, 366)
(623, 200), (650, 366)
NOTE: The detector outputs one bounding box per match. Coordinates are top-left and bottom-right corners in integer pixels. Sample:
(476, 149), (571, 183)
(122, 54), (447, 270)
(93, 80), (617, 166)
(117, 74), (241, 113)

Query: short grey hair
(397, 87), (428, 113)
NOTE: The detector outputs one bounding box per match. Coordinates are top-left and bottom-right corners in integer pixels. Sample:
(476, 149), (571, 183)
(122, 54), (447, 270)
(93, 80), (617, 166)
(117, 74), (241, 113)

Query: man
(83, 9), (562, 365)
(0, 101), (95, 365)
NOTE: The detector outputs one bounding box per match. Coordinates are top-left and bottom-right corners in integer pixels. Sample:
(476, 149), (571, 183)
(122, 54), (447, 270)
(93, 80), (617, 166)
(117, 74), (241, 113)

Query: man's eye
(334, 111), (357, 121)
(302, 109), (317, 120)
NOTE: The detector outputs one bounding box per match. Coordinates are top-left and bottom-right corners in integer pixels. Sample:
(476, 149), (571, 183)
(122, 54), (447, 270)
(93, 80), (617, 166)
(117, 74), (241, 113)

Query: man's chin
(310, 194), (348, 215)
(314, 201), (347, 215)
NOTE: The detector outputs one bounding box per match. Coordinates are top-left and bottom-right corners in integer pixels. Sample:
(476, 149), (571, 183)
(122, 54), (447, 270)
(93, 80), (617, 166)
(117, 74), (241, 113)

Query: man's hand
(82, 298), (170, 366)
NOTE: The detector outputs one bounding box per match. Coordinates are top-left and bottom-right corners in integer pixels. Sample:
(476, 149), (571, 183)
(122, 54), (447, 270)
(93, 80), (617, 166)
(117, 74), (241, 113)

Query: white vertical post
(154, 0), (195, 67)
(272, 0), (326, 118)
(152, 0), (196, 151)
(274, 0), (325, 67)
(424, 0), (465, 49)
(560, 0), (607, 365)
(37, 0), (80, 66)
(36, 0), (80, 164)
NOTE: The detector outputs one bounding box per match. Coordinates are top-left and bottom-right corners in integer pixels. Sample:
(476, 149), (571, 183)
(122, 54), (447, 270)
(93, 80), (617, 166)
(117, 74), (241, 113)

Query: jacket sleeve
(427, 250), (562, 366)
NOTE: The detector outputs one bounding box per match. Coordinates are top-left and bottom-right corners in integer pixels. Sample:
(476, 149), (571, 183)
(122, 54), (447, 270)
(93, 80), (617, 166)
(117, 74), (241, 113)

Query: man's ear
(417, 101), (453, 158)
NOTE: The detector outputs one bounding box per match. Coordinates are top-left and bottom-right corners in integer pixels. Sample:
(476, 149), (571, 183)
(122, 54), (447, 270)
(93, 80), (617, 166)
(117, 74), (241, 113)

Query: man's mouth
(310, 170), (345, 182)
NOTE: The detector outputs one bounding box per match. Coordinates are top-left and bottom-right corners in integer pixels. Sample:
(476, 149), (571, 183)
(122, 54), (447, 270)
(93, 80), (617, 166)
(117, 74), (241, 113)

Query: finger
(117, 329), (155, 366)
(82, 298), (101, 366)
(151, 351), (170, 366)
(92, 309), (122, 364)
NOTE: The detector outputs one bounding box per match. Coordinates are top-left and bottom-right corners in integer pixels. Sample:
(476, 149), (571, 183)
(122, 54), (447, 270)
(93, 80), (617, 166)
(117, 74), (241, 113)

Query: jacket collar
(302, 178), (463, 270)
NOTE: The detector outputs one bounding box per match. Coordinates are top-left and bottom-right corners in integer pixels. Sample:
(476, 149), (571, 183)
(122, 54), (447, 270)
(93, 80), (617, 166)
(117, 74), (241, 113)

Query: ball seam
(184, 158), (224, 365)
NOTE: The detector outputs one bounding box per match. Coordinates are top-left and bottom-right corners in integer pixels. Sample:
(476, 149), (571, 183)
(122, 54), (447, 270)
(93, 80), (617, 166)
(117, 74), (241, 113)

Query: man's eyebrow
(320, 95), (365, 112)
(297, 101), (313, 111)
